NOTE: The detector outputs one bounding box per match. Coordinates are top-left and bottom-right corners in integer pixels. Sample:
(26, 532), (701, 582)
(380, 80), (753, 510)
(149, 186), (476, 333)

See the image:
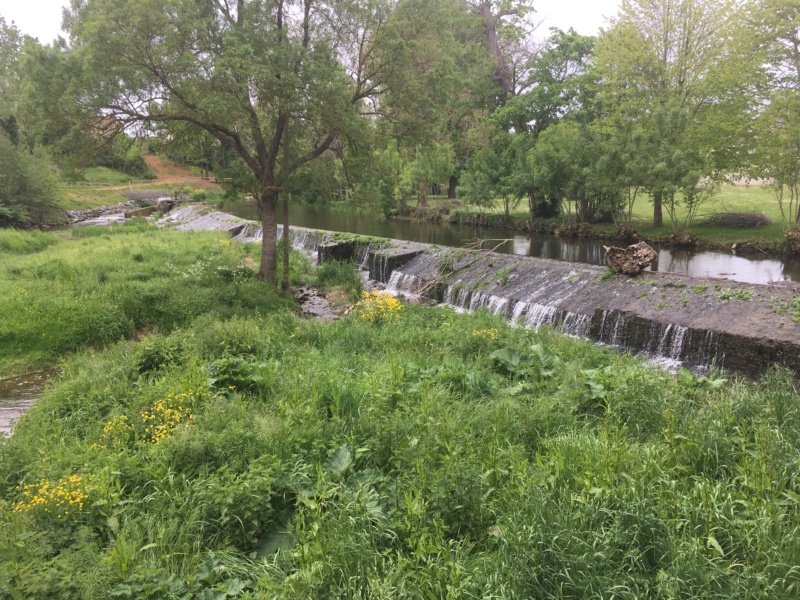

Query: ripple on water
(0, 370), (57, 437)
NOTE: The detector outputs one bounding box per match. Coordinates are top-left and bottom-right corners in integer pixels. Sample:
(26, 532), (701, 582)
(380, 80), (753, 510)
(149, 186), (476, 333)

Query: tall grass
(2, 285), (800, 597)
(0, 223), (296, 375)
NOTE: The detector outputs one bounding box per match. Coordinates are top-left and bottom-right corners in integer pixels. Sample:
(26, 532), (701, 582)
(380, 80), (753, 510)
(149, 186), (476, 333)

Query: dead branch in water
(463, 238), (513, 253)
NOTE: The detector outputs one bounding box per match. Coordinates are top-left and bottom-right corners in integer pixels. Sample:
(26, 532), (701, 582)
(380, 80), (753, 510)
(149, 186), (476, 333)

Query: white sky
(0, 0), (622, 43)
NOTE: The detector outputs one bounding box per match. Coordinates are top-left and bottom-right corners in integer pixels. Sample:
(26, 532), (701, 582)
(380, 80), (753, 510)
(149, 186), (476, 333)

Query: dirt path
(90, 156), (222, 191)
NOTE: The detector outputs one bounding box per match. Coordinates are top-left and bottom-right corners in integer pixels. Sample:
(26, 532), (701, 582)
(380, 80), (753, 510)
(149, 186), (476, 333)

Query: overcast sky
(0, 0), (621, 44)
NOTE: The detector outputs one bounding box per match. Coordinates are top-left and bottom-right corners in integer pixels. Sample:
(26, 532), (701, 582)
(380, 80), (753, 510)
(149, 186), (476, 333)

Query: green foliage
(0, 132), (61, 227)
(1, 288), (800, 596)
(93, 135), (155, 180)
(0, 229), (58, 254)
(0, 225), (296, 375)
(313, 260), (363, 301)
(715, 289), (753, 304)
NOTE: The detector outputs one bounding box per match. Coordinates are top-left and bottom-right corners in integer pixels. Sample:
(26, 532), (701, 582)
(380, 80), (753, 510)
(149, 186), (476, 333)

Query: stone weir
(158, 205), (800, 378)
(379, 246), (800, 378)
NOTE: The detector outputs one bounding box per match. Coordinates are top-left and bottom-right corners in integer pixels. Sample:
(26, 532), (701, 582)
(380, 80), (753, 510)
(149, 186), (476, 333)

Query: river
(0, 370), (56, 436)
(222, 202), (800, 285)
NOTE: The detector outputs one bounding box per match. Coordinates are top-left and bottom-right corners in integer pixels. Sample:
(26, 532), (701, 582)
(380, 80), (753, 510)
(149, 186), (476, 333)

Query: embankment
(160, 206), (800, 377)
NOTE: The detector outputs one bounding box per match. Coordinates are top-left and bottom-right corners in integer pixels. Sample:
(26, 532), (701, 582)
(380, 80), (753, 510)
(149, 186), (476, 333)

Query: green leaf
(707, 535), (725, 557)
(324, 444), (354, 479)
(256, 519), (295, 556)
(676, 367), (697, 388)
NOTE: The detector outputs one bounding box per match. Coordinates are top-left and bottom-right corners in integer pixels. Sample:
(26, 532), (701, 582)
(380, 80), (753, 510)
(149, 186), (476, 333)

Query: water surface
(0, 370), (56, 436)
(222, 202), (800, 285)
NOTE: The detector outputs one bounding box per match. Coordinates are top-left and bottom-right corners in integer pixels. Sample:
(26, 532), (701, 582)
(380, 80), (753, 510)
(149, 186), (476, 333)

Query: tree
(463, 0), (535, 100)
(750, 0), (800, 230)
(0, 16), (21, 120)
(594, 0), (754, 228)
(63, 0), (398, 282)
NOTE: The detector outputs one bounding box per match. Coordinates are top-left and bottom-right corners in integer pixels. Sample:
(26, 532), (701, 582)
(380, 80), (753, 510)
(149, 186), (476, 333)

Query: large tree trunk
(475, 2), (513, 100)
(417, 181), (428, 207)
(448, 175), (458, 199)
(258, 190), (279, 282)
(653, 190), (663, 227)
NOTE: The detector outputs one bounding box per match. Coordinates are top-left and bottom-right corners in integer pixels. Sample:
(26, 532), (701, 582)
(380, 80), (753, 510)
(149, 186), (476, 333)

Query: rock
(603, 241), (658, 275)
(670, 232), (699, 247)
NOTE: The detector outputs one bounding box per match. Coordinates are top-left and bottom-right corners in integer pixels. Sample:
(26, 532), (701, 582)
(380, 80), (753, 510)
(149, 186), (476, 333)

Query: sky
(0, 0), (622, 43)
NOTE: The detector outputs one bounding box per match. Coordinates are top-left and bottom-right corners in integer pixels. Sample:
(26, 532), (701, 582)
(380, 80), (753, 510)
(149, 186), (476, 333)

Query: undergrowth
(2, 227), (800, 598)
(1, 303), (800, 597)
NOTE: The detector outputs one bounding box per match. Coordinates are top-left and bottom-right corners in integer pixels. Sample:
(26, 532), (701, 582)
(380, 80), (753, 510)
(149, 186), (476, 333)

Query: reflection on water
(0, 370), (56, 436)
(222, 202), (800, 285)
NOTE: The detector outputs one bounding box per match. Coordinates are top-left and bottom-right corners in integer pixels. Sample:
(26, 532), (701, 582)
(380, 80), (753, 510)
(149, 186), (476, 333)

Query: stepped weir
(159, 207), (800, 378)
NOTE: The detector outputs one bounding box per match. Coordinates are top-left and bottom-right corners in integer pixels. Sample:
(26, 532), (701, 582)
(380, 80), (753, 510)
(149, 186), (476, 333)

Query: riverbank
(4, 223), (800, 597)
(397, 205), (795, 258)
(3, 277), (800, 597)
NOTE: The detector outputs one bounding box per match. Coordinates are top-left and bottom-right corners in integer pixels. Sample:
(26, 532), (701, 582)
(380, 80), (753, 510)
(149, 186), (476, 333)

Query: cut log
(603, 241), (658, 275)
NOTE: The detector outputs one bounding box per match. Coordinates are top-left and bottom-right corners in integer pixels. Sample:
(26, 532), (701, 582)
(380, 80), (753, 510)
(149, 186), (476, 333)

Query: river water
(222, 202), (800, 285)
(0, 370), (56, 436)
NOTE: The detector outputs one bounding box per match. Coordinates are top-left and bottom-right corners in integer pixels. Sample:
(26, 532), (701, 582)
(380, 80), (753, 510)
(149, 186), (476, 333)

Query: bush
(0, 133), (61, 227)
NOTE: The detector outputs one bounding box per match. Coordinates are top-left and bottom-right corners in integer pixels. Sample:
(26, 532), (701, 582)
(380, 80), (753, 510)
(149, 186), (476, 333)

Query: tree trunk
(448, 175), (458, 199)
(417, 181), (428, 207)
(653, 190), (663, 227)
(258, 190), (279, 282)
(475, 2), (513, 100)
(282, 193), (290, 291)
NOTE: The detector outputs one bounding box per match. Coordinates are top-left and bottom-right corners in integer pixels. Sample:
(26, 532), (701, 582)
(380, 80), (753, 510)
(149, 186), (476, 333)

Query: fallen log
(603, 241), (658, 275)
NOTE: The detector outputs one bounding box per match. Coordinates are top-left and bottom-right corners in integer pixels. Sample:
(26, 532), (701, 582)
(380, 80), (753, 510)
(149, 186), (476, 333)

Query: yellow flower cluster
(14, 475), (88, 518)
(140, 391), (196, 444)
(351, 291), (403, 325)
(472, 328), (498, 339)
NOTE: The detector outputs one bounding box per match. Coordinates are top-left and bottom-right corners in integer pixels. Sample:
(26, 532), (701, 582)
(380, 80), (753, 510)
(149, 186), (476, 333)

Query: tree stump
(603, 241), (658, 275)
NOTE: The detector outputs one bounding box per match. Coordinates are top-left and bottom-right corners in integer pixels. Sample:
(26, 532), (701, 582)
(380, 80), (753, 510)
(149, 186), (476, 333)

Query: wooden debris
(603, 241), (658, 275)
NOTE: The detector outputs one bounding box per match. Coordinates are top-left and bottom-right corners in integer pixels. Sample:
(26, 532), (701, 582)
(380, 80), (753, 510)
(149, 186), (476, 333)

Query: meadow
(1, 226), (800, 598)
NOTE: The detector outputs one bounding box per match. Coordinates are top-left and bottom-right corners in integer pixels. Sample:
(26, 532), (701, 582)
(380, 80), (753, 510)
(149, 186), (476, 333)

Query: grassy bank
(0, 223), (300, 376)
(1, 235), (800, 595)
(416, 185), (793, 251)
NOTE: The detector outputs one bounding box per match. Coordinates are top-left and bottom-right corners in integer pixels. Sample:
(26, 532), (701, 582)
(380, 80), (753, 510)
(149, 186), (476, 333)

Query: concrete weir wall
(159, 206), (800, 378)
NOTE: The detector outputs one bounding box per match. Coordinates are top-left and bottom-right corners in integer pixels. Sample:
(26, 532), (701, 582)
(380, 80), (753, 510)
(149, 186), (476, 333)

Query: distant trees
(4, 0), (797, 253)
(593, 0), (755, 230)
(0, 18), (61, 227)
(750, 0), (800, 230)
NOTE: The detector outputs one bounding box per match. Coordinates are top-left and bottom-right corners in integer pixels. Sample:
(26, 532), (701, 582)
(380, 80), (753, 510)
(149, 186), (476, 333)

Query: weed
(715, 288), (753, 304)
(496, 267), (510, 286)
(693, 284), (709, 294)
(600, 269), (616, 281)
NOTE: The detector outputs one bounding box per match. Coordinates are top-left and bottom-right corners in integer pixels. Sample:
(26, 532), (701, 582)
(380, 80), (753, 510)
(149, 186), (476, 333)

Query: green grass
(429, 185), (789, 245)
(0, 223), (297, 376)
(80, 167), (151, 187)
(1, 236), (800, 596)
(3, 229), (800, 597)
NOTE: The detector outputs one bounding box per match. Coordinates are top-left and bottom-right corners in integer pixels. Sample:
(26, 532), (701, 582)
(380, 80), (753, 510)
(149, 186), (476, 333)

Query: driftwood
(603, 241), (658, 275)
